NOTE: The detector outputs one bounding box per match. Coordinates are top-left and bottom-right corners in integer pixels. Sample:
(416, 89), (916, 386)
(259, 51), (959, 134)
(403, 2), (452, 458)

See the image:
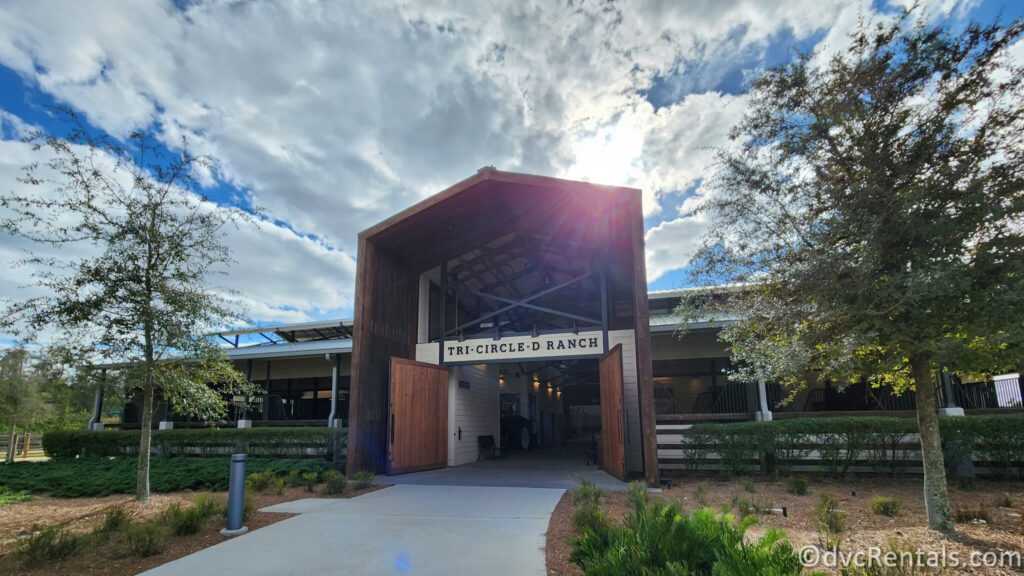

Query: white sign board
(439, 331), (605, 363)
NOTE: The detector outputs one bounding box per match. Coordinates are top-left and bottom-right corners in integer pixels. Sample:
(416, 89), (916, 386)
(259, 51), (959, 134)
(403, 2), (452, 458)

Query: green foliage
(570, 503), (809, 575)
(43, 427), (347, 460)
(124, 521), (165, 557)
(0, 457), (330, 498)
(813, 494), (847, 549)
(15, 524), (90, 565)
(351, 469), (375, 490)
(286, 469), (303, 487)
(572, 478), (603, 507)
(302, 472), (319, 492)
(99, 506), (130, 533)
(627, 481), (648, 512)
(739, 477), (757, 493)
(952, 504), (992, 524)
(673, 415), (1024, 476)
(731, 490), (773, 517)
(321, 470), (347, 495)
(572, 502), (609, 535)
(694, 480), (708, 506)
(869, 497), (902, 518)
(162, 495), (222, 536)
(246, 470), (285, 494)
(242, 495), (255, 523)
(783, 476), (808, 496)
(0, 348), (50, 446)
(0, 485), (34, 507)
(996, 493), (1013, 508)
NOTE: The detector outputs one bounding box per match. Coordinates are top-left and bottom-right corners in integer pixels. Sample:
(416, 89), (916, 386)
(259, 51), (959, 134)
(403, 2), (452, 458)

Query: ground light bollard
(221, 454), (249, 536)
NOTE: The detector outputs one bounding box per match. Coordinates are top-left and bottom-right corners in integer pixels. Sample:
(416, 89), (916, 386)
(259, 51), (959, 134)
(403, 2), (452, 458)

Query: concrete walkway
(140, 484), (565, 576)
(381, 446), (630, 491)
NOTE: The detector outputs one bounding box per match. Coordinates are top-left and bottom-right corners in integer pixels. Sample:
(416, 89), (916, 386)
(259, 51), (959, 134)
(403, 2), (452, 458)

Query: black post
(221, 454), (248, 536)
(600, 263), (609, 353)
(263, 360), (271, 420)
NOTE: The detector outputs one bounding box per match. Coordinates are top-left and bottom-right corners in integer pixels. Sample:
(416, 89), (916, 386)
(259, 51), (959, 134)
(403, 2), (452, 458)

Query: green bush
(246, 470), (285, 494)
(572, 502), (608, 535)
(0, 457), (331, 498)
(15, 525), (90, 565)
(286, 469), (303, 487)
(572, 479), (603, 507)
(869, 496), (902, 517)
(351, 470), (375, 490)
(321, 470), (347, 495)
(99, 506), (130, 533)
(626, 481), (648, 512)
(570, 504), (809, 575)
(813, 493), (847, 548)
(302, 472), (319, 492)
(783, 476), (808, 496)
(125, 521), (165, 557)
(163, 495), (223, 536)
(673, 415), (1024, 477)
(43, 427), (348, 460)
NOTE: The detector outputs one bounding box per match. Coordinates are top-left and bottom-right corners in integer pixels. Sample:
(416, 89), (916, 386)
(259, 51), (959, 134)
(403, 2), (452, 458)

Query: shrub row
(43, 427), (347, 460)
(669, 415), (1024, 477)
(0, 457), (333, 498)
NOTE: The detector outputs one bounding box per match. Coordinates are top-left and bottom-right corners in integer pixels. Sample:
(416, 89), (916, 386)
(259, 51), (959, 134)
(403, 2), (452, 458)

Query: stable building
(113, 169), (1023, 482)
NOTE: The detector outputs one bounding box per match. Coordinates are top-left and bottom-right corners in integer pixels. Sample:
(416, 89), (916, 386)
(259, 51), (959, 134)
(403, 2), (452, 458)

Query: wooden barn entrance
(347, 169), (658, 485)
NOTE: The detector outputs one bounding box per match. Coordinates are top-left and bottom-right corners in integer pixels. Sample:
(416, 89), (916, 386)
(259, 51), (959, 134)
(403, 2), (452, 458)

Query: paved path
(140, 484), (565, 576)
(381, 447), (629, 491)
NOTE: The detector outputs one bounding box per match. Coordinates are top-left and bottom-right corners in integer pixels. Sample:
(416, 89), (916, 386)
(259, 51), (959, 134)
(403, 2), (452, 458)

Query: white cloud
(1, 0), (984, 322)
(644, 213), (710, 283)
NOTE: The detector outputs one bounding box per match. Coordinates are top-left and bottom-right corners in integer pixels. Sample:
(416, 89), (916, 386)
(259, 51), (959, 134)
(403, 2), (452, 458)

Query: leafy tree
(0, 111), (257, 499)
(0, 348), (49, 462)
(679, 11), (1024, 533)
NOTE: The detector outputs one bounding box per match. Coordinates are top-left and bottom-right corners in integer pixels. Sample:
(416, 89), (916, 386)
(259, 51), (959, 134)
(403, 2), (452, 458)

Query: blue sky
(1, 0), (1020, 332)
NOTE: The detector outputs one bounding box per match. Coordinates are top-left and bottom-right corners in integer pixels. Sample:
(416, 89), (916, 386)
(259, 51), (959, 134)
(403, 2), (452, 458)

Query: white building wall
(448, 364), (500, 467)
(609, 330), (642, 474)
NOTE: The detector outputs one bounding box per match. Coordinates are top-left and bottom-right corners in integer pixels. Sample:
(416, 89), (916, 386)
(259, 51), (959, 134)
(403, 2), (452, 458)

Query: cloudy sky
(0, 0), (1020, 334)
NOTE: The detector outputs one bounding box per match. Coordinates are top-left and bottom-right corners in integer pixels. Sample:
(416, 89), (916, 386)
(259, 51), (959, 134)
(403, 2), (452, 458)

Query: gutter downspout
(327, 353), (339, 428)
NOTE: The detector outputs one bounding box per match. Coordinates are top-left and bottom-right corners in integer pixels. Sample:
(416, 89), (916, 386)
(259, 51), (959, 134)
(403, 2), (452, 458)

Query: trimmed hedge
(0, 457), (331, 498)
(43, 427), (347, 460)
(668, 415), (1024, 478)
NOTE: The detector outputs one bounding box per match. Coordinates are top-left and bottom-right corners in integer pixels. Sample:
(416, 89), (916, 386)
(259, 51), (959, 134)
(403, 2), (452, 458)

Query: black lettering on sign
(447, 346), (455, 356)
(546, 341), (554, 350)
(589, 337), (599, 348)
(533, 342), (541, 351)
(517, 343), (525, 352)
(567, 339), (576, 349)
(556, 340), (566, 350)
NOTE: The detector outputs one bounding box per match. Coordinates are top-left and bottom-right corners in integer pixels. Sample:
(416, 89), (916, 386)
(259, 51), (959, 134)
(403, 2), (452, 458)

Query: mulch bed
(0, 484), (387, 576)
(545, 476), (1024, 575)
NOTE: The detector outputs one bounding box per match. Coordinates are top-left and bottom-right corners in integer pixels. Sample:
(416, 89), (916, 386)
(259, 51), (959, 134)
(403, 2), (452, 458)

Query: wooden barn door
(388, 357), (449, 475)
(599, 344), (627, 481)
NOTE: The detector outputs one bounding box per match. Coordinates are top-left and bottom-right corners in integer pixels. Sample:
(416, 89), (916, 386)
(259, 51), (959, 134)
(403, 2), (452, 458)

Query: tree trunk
(136, 385), (154, 500)
(912, 356), (954, 533)
(5, 425), (15, 463)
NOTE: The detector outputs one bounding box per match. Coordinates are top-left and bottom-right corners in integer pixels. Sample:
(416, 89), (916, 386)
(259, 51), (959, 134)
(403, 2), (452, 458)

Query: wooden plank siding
(347, 239), (419, 475)
(388, 358), (448, 474)
(600, 345), (627, 481)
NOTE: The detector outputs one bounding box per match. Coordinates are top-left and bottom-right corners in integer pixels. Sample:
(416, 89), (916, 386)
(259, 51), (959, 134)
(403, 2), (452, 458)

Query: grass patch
(0, 485), (34, 507)
(302, 472), (318, 492)
(162, 495), (223, 536)
(869, 496), (902, 517)
(814, 493), (847, 549)
(15, 525), (90, 565)
(246, 470), (285, 494)
(0, 457), (331, 498)
(124, 521), (165, 557)
(571, 479), (603, 507)
(99, 506), (130, 533)
(783, 476), (808, 496)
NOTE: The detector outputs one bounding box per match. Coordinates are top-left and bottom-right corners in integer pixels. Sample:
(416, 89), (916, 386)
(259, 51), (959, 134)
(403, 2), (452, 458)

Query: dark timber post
(600, 262), (609, 353)
(263, 361), (271, 420)
(439, 262), (447, 365)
